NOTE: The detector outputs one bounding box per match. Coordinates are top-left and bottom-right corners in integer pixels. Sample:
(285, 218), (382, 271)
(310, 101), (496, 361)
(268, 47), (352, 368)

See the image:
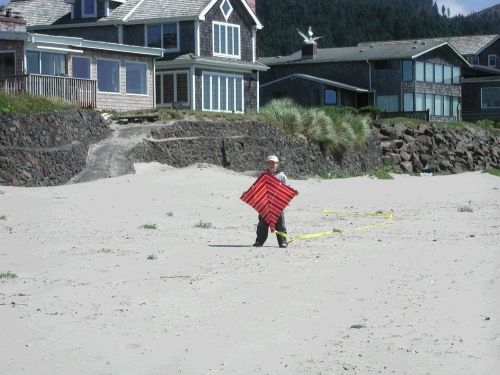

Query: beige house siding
(69, 49), (155, 110)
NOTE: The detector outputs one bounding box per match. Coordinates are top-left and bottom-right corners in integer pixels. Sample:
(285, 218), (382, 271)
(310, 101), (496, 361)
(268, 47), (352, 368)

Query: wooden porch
(3, 74), (97, 108)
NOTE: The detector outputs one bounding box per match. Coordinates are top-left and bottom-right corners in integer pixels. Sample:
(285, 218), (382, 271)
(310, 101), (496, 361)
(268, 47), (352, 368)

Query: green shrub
(359, 105), (384, 113)
(476, 119), (495, 129)
(0, 93), (76, 114)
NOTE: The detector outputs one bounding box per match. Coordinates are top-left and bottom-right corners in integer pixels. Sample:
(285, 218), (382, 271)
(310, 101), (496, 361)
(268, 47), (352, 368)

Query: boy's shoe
(279, 243), (288, 248)
(253, 241), (263, 247)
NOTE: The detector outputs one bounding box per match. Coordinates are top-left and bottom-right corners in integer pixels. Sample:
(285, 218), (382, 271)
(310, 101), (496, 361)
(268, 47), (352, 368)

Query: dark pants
(256, 213), (287, 246)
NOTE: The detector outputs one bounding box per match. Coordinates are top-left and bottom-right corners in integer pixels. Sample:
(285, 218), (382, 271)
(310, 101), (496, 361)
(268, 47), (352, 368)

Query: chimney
(301, 43), (317, 60)
(0, 11), (27, 32)
(246, 0), (256, 13)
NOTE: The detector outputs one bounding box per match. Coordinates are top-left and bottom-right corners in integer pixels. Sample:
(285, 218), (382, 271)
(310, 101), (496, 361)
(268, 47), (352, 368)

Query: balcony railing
(3, 74), (97, 108)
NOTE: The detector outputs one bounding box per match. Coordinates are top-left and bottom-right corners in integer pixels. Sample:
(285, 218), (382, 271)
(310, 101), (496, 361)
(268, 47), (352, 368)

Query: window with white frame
(488, 55), (497, 67)
(26, 51), (66, 76)
(203, 72), (243, 112)
(220, 0), (233, 20)
(0, 52), (15, 79)
(126, 61), (148, 95)
(146, 23), (179, 51)
(482, 88), (500, 108)
(26, 51), (39, 74)
(72, 56), (91, 79)
(97, 58), (120, 93)
(155, 71), (189, 106)
(82, 0), (97, 18)
(213, 22), (240, 58)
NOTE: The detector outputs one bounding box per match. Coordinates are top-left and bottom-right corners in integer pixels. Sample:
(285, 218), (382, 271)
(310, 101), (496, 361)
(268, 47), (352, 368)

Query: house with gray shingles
(0, 9), (164, 110)
(3, 0), (268, 113)
(359, 35), (500, 122)
(259, 40), (470, 122)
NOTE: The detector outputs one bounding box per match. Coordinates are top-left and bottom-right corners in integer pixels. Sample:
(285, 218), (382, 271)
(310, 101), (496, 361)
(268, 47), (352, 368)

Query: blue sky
(0, 0), (498, 17)
(438, 0), (500, 16)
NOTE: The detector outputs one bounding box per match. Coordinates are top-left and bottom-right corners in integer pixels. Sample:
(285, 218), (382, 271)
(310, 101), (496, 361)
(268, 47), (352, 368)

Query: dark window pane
(73, 57), (90, 79)
(177, 73), (188, 102)
(163, 23), (177, 50)
(163, 74), (174, 102)
(147, 25), (161, 48)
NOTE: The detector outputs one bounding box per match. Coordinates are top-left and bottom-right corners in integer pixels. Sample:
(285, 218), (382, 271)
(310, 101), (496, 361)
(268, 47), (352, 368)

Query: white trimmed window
(146, 23), (179, 52)
(488, 54), (497, 67)
(202, 72), (243, 113)
(126, 61), (148, 95)
(97, 58), (120, 93)
(155, 71), (189, 107)
(220, 0), (233, 20)
(82, 0), (97, 18)
(213, 22), (240, 58)
(72, 56), (91, 79)
(27, 51), (66, 76)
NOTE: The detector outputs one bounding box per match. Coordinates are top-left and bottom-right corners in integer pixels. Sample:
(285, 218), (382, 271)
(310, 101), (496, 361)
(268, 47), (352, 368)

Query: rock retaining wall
(130, 121), (382, 178)
(0, 109), (111, 186)
(375, 122), (500, 174)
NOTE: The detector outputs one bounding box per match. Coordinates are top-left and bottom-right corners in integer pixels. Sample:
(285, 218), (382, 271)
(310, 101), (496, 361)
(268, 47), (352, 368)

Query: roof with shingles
(358, 35), (500, 56)
(6, 0), (71, 26)
(6, 0), (261, 27)
(259, 41), (469, 66)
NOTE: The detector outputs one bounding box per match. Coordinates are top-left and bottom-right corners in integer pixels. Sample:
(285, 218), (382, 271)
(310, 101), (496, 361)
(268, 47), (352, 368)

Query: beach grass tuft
(139, 223), (157, 229)
(0, 271), (17, 279)
(147, 253), (158, 260)
(458, 206), (473, 213)
(195, 221), (212, 229)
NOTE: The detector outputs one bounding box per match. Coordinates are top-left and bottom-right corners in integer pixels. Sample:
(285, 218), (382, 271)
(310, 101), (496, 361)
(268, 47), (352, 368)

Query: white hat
(267, 155), (279, 162)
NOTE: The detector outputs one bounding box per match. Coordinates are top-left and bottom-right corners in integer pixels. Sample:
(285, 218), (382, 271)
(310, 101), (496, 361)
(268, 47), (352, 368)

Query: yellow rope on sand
(275, 210), (393, 244)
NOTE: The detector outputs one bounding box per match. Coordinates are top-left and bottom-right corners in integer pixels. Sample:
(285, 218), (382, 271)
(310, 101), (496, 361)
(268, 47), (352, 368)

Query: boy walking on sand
(253, 155), (296, 248)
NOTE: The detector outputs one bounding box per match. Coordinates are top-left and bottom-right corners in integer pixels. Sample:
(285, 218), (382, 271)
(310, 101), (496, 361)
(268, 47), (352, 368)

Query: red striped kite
(240, 172), (298, 232)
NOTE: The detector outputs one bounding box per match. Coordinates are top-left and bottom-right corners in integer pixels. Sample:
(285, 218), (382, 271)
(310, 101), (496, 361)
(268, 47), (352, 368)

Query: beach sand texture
(1, 163), (499, 374)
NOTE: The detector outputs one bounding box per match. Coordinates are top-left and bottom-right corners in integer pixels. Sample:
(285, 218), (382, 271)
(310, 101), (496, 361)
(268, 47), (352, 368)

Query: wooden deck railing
(3, 74), (97, 108)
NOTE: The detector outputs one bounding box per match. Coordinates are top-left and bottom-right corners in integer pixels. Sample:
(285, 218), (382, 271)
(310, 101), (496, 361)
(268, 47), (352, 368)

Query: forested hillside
(255, 0), (500, 57)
